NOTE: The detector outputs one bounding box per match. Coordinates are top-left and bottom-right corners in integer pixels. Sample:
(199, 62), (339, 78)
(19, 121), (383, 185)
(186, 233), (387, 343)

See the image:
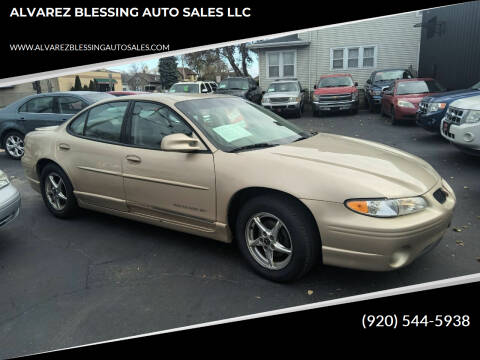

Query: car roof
(100, 92), (235, 106)
(372, 68), (409, 74)
(31, 91), (105, 96)
(396, 77), (434, 83)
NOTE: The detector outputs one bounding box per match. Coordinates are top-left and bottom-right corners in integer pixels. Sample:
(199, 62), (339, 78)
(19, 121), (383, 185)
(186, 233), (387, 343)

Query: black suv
(364, 69), (413, 112)
(214, 77), (263, 104)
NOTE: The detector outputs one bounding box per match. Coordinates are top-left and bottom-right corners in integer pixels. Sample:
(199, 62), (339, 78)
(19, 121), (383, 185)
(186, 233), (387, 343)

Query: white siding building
(249, 11), (422, 94)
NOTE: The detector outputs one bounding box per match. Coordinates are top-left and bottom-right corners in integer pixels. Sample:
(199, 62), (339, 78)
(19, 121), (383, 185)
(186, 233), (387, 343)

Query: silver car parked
(0, 169), (21, 228)
(261, 79), (305, 118)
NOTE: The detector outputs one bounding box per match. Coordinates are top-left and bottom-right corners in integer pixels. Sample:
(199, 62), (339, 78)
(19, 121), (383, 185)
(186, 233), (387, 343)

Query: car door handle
(126, 155), (142, 163)
(58, 143), (70, 150)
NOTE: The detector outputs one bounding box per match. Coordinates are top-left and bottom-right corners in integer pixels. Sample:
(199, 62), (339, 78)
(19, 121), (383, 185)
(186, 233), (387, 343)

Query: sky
(107, 51), (259, 78)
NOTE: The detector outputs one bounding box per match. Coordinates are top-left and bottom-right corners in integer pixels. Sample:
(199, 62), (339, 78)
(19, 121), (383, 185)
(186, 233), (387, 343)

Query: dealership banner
(0, 0), (458, 78)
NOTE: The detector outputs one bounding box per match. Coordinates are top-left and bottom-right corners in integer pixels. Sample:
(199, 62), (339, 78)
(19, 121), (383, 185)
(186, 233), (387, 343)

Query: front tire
(40, 163), (78, 218)
(235, 195), (320, 282)
(387, 106), (398, 125)
(3, 131), (25, 160)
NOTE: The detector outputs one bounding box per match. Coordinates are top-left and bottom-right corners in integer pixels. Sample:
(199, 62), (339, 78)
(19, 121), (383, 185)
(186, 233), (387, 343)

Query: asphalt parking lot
(1, 108), (479, 357)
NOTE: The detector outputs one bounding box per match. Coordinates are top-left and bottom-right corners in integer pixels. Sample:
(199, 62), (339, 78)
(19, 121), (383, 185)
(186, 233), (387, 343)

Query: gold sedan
(21, 93), (455, 282)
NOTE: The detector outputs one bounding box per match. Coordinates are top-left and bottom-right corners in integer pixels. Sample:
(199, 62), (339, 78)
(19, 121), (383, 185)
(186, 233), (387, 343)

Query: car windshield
(267, 82), (299, 93)
(82, 92), (115, 103)
(396, 80), (446, 95)
(471, 81), (480, 90)
(218, 79), (249, 90)
(169, 83), (200, 93)
(175, 97), (310, 152)
(374, 70), (410, 82)
(318, 76), (353, 88)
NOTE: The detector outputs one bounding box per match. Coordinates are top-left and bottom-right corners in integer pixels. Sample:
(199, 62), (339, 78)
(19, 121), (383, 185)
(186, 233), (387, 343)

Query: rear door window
(83, 102), (128, 142)
(19, 96), (55, 113)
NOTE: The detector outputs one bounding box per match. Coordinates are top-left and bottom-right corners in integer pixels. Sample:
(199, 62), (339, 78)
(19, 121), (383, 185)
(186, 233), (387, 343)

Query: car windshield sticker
(212, 121), (252, 143)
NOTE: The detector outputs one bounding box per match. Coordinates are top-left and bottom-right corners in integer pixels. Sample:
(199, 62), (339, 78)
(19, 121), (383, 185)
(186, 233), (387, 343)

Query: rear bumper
(301, 178), (455, 271)
(0, 184), (21, 228)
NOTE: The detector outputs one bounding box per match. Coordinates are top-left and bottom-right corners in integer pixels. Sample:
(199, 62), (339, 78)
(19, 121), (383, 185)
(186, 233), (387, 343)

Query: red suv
(381, 78), (446, 125)
(312, 74), (359, 116)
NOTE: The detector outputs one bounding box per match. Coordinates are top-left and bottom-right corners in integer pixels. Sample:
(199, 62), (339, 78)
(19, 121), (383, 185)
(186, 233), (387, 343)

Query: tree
(72, 75), (82, 91)
(89, 80), (96, 91)
(216, 44), (253, 77)
(158, 57), (178, 89)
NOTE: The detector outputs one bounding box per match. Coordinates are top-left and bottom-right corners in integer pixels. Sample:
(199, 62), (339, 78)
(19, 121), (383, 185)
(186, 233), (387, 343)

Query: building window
(266, 50), (296, 78)
(330, 45), (377, 70)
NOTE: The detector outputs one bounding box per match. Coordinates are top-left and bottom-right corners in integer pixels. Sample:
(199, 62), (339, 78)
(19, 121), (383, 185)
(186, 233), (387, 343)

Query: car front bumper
(0, 183), (21, 228)
(416, 112), (443, 132)
(313, 100), (358, 111)
(301, 178), (455, 271)
(262, 101), (301, 113)
(441, 118), (480, 152)
(395, 105), (418, 121)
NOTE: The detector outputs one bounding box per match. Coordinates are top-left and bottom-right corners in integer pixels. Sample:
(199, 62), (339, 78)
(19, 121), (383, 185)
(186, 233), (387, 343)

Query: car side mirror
(354, 82), (358, 87)
(366, 79), (371, 84)
(161, 133), (201, 152)
(262, 91), (266, 95)
(314, 85), (317, 89)
(301, 89), (306, 92)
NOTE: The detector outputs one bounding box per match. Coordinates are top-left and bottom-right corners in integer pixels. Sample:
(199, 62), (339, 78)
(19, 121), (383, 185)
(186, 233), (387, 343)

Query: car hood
(263, 91), (298, 99)
(371, 79), (395, 90)
(449, 94), (480, 110)
(314, 86), (356, 95)
(422, 88), (480, 104)
(236, 133), (440, 202)
(396, 93), (434, 104)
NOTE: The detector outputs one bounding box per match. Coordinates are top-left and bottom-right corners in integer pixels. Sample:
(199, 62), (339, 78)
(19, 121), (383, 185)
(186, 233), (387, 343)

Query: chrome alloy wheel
(5, 135), (24, 158)
(45, 173), (68, 211)
(245, 212), (293, 270)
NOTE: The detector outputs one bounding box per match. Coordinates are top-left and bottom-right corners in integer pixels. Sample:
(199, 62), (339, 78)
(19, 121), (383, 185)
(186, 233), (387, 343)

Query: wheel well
(0, 128), (24, 147)
(36, 159), (63, 178)
(227, 187), (321, 244)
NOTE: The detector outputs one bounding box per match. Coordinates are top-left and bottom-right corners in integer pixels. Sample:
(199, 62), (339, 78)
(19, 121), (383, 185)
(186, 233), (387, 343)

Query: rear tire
(235, 194), (320, 282)
(40, 163), (78, 219)
(2, 131), (25, 160)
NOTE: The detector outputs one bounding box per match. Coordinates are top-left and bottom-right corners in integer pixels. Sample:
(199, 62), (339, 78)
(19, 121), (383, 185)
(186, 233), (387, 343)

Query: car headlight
(312, 94), (320, 102)
(262, 97), (270, 104)
(397, 100), (415, 108)
(289, 96), (301, 102)
(465, 110), (480, 123)
(0, 171), (10, 190)
(427, 102), (447, 113)
(345, 197), (427, 218)
(352, 92), (358, 100)
(373, 90), (382, 96)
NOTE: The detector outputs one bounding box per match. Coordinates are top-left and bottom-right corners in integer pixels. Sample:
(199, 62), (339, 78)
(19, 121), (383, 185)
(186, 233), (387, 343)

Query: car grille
(318, 93), (352, 102)
(433, 188), (447, 204)
(418, 102), (428, 114)
(445, 107), (465, 124)
(270, 97), (290, 103)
